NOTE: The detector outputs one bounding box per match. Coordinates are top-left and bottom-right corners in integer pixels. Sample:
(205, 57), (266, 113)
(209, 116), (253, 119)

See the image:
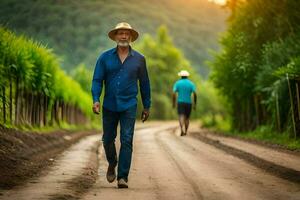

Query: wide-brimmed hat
(108, 22), (139, 42)
(178, 70), (190, 77)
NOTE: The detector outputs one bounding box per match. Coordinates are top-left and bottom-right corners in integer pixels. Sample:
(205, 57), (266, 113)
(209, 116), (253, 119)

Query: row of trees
(0, 27), (93, 127)
(210, 0), (300, 136)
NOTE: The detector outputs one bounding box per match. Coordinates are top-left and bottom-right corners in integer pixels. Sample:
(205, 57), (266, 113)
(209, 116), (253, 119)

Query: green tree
(210, 0), (300, 136)
(71, 63), (92, 93)
(135, 26), (225, 121)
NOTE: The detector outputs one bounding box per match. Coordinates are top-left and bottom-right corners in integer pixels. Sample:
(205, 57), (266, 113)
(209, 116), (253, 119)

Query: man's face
(115, 29), (131, 47)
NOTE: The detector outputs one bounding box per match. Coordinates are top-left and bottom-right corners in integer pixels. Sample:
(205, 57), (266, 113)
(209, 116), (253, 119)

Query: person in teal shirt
(172, 70), (197, 136)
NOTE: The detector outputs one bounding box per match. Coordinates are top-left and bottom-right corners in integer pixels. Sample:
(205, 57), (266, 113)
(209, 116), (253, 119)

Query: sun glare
(208, 0), (227, 5)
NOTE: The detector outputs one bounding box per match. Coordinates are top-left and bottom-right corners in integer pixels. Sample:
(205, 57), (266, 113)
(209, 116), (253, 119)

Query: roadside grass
(3, 121), (101, 134)
(218, 125), (300, 150)
(201, 115), (300, 150)
(231, 126), (300, 150)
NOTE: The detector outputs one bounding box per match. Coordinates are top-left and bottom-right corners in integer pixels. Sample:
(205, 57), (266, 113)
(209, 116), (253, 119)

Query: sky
(208, 0), (227, 5)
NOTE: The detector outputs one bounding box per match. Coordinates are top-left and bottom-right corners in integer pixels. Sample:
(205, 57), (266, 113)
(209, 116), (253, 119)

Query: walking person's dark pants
(102, 105), (137, 182)
(177, 102), (192, 118)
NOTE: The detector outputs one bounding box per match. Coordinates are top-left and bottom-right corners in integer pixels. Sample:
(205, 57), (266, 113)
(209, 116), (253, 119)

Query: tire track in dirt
(49, 139), (101, 200)
(82, 123), (197, 200)
(164, 129), (300, 200)
(191, 132), (300, 184)
(0, 135), (101, 200)
(154, 130), (204, 200)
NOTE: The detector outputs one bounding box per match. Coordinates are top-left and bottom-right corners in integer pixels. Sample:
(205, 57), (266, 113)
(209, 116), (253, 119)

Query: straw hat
(178, 70), (190, 77)
(108, 22), (139, 42)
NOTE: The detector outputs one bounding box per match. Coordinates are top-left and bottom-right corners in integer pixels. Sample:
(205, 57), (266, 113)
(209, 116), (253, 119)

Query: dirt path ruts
(190, 131), (300, 184)
(154, 131), (204, 200)
(161, 129), (300, 200)
(84, 122), (300, 200)
(0, 126), (97, 189)
(0, 135), (101, 200)
(1, 122), (300, 200)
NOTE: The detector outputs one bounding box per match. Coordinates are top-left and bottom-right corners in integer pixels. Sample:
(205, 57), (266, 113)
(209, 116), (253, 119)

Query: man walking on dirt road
(91, 22), (151, 188)
(172, 70), (197, 136)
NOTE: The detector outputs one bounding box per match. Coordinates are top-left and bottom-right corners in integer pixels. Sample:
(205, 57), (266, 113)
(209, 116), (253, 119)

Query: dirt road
(1, 122), (300, 200)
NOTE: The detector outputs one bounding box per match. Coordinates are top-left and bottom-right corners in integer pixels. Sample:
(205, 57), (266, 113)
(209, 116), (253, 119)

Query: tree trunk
(2, 86), (6, 124)
(19, 85), (24, 125)
(29, 92), (34, 126)
(286, 74), (297, 138)
(233, 98), (241, 131)
(37, 94), (41, 127)
(295, 81), (300, 137)
(25, 91), (30, 123)
(43, 94), (48, 126)
(254, 94), (260, 127)
(50, 100), (54, 126)
(296, 82), (300, 120)
(65, 102), (68, 123)
(74, 106), (78, 124)
(38, 93), (42, 127)
(275, 92), (281, 132)
(9, 77), (13, 124)
(61, 100), (65, 123)
(31, 94), (35, 126)
(55, 99), (60, 124)
(71, 105), (75, 124)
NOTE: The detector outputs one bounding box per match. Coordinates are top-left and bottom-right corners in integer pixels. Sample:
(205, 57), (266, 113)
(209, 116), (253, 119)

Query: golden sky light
(208, 0), (227, 5)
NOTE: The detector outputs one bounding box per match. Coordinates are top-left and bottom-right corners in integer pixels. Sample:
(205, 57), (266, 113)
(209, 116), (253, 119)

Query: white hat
(178, 70), (190, 77)
(108, 22), (139, 42)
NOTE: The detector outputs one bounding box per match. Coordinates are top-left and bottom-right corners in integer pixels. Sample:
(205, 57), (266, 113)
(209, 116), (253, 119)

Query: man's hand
(92, 102), (100, 114)
(141, 109), (150, 122)
(193, 92), (197, 111)
(172, 93), (176, 109)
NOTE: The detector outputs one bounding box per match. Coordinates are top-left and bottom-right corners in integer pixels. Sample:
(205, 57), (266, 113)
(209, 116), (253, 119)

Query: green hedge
(0, 27), (92, 127)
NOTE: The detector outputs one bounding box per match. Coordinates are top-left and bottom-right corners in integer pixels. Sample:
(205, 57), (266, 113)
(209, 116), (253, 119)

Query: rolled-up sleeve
(192, 83), (196, 92)
(173, 82), (178, 92)
(91, 55), (105, 103)
(138, 57), (151, 109)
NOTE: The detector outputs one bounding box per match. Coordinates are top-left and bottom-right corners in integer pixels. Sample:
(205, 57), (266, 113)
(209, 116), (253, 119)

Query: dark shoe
(180, 130), (186, 136)
(117, 178), (128, 188)
(106, 164), (116, 183)
(180, 130), (184, 136)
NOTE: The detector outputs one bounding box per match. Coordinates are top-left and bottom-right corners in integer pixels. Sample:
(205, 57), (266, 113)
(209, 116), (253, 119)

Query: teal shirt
(173, 78), (196, 104)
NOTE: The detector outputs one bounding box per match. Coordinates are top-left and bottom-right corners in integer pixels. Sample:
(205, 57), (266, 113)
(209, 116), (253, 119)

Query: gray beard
(117, 41), (130, 47)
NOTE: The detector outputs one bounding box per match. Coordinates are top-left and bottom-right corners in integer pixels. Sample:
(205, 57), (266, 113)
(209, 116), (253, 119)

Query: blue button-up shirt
(91, 46), (151, 112)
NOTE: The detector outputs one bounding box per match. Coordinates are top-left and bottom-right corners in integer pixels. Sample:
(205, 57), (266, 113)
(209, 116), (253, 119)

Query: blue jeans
(102, 105), (137, 181)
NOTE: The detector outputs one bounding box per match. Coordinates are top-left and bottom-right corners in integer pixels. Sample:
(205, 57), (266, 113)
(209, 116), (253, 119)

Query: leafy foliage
(70, 63), (93, 93)
(210, 0), (300, 135)
(0, 27), (93, 127)
(134, 26), (226, 120)
(0, 0), (227, 77)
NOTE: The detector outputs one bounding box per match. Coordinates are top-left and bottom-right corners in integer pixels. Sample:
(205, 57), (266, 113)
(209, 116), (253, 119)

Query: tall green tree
(210, 0), (300, 136)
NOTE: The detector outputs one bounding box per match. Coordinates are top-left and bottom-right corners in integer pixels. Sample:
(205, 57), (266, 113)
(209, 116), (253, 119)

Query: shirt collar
(112, 45), (135, 56)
